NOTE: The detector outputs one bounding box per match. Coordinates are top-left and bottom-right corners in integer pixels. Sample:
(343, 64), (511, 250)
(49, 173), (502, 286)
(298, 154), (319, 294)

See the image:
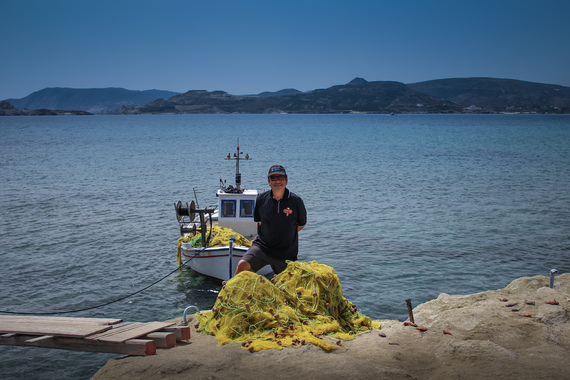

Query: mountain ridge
(4, 87), (181, 114)
(407, 77), (570, 112)
(122, 77), (570, 114)
(3, 77), (570, 115)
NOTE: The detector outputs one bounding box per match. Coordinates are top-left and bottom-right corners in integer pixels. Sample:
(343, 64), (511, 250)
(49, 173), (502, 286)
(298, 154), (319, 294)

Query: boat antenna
(192, 187), (199, 208)
(224, 138), (251, 192)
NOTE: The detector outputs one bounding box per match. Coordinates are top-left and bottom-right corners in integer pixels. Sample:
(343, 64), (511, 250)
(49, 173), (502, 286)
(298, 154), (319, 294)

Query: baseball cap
(268, 165), (287, 177)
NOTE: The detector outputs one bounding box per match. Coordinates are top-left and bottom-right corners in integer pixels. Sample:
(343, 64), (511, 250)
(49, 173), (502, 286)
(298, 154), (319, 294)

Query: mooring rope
(0, 252), (203, 315)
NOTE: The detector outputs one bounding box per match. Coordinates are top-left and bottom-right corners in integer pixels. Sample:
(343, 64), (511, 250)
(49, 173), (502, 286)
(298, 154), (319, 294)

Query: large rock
(92, 273), (570, 379)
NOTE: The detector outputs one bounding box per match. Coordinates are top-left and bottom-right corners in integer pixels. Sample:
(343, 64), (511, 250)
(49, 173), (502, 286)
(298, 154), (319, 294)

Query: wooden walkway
(0, 316), (190, 356)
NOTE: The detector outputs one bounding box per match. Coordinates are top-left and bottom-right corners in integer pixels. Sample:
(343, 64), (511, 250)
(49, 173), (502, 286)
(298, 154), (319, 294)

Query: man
(235, 165), (307, 275)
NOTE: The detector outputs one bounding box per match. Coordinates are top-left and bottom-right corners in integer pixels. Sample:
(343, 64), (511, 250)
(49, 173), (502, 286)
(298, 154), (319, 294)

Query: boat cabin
(216, 188), (258, 238)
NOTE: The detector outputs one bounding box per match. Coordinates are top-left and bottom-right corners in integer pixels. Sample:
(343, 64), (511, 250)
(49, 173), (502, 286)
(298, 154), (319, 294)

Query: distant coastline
(0, 101), (92, 116)
(2, 77), (570, 116)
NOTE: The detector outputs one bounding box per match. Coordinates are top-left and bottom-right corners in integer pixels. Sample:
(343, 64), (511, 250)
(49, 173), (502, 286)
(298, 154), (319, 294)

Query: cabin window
(221, 200), (236, 217)
(240, 200), (255, 218)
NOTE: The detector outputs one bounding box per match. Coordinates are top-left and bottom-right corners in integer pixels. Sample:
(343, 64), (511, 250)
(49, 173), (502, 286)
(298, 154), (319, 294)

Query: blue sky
(1, 0), (569, 100)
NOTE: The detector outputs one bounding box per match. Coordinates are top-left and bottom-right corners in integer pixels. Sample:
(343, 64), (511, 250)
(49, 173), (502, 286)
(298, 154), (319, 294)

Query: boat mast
(225, 138), (251, 192)
(236, 138), (241, 191)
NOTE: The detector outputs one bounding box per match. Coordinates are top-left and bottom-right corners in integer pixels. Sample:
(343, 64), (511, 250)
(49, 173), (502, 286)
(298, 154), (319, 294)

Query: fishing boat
(174, 140), (272, 281)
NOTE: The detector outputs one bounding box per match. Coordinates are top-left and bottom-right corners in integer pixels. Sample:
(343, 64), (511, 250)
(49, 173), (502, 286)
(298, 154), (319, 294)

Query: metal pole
(550, 269), (558, 288)
(235, 138), (240, 191)
(229, 235), (235, 280)
(406, 299), (415, 324)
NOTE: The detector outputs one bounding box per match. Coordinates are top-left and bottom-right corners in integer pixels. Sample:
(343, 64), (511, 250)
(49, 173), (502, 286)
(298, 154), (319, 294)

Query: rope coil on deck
(195, 261), (380, 352)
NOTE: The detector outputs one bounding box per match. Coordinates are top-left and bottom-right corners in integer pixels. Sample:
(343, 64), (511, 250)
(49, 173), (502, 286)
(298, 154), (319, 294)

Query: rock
(92, 273), (570, 380)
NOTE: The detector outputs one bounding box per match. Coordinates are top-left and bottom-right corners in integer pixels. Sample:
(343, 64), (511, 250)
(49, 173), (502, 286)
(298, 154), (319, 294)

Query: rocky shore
(0, 101), (92, 116)
(92, 273), (570, 380)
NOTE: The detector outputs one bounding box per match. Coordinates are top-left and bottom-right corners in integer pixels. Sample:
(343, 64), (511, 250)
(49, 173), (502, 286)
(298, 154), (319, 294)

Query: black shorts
(242, 244), (289, 274)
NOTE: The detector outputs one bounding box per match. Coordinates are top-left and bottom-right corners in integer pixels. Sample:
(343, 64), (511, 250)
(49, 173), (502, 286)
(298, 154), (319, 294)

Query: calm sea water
(1, 114), (569, 378)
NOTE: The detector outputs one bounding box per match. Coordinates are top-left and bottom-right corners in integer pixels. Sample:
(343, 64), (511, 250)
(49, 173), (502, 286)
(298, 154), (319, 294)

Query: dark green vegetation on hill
(122, 77), (570, 114)
(2, 78), (569, 115)
(408, 78), (570, 114)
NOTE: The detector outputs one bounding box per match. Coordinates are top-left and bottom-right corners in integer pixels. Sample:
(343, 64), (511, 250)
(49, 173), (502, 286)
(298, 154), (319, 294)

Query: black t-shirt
(252, 188), (307, 260)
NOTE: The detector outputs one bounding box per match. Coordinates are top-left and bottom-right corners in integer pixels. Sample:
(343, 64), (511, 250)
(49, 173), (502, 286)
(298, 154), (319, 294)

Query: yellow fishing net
(176, 226), (252, 266)
(195, 260), (380, 352)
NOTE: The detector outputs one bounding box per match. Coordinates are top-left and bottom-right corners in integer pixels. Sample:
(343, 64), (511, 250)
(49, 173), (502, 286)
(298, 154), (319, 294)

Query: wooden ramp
(0, 316), (190, 356)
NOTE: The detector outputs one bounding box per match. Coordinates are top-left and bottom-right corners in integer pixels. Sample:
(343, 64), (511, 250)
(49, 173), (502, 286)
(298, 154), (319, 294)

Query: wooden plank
(0, 320), (113, 338)
(87, 322), (174, 343)
(162, 326), (191, 341)
(85, 322), (143, 341)
(0, 333), (156, 356)
(0, 316), (122, 325)
(25, 335), (53, 344)
(144, 332), (176, 348)
(125, 339), (156, 356)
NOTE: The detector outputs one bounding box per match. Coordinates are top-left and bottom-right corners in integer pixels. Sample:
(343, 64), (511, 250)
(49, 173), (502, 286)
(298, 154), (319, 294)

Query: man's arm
(297, 197), (307, 232)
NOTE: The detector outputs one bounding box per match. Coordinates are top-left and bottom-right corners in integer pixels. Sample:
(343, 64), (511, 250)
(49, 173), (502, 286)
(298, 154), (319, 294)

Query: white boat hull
(181, 244), (272, 281)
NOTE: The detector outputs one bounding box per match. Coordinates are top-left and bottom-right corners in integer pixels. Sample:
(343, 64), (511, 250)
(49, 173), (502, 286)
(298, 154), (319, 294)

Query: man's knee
(235, 260), (251, 275)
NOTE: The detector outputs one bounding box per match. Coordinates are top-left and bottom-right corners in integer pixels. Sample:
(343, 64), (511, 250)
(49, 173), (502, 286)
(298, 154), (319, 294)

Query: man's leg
(235, 244), (270, 276)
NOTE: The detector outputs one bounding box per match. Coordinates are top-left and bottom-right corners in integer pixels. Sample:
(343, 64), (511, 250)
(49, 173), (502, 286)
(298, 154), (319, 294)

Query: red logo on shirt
(283, 208), (293, 216)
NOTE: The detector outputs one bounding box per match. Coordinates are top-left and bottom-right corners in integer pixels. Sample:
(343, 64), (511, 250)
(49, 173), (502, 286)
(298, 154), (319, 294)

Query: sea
(1, 114), (569, 379)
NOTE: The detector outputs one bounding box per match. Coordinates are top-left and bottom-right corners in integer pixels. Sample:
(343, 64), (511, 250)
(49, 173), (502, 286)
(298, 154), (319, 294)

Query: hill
(4, 87), (180, 114)
(408, 78), (570, 113)
(3, 78), (570, 115)
(255, 88), (304, 97)
(123, 79), (460, 114)
(274, 79), (459, 113)
(0, 101), (92, 116)
(123, 78), (570, 114)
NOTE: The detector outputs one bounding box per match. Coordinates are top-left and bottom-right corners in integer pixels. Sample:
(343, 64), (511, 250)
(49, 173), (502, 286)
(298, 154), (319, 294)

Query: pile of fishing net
(195, 260), (381, 352)
(177, 226), (251, 265)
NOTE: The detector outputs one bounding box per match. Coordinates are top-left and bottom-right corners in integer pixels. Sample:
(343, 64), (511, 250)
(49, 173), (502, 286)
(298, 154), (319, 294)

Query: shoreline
(92, 273), (570, 379)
